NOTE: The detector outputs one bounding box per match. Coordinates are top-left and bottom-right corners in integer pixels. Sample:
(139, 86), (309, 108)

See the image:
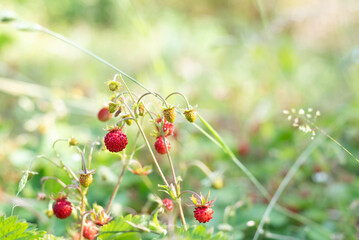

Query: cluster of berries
(52, 195), (100, 240)
(99, 93), (196, 156)
(154, 105), (196, 154)
(94, 78), (213, 226)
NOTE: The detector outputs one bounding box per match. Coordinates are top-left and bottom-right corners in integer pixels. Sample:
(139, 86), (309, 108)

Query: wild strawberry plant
(2, 6), (359, 240)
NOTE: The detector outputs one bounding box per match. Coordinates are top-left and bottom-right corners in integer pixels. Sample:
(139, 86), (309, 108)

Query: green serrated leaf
(0, 216), (46, 240)
(99, 214), (143, 240)
(176, 225), (229, 240)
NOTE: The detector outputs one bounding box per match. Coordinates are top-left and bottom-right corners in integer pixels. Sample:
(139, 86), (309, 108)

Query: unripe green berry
(108, 80), (120, 91)
(163, 107), (176, 123)
(184, 109), (196, 123)
(138, 102), (145, 116)
(123, 114), (133, 126)
(108, 103), (119, 113)
(212, 177), (224, 189)
(79, 174), (93, 188)
(69, 137), (78, 146)
(45, 209), (54, 218)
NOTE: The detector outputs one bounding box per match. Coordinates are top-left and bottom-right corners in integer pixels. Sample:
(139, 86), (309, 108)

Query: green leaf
(176, 225), (229, 240)
(17, 171), (29, 194)
(149, 210), (167, 235)
(305, 225), (332, 240)
(98, 214), (144, 240)
(0, 215), (46, 240)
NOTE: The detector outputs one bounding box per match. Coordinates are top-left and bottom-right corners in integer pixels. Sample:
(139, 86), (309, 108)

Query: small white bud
(283, 110), (289, 115)
(246, 220), (256, 227)
(299, 109), (305, 115)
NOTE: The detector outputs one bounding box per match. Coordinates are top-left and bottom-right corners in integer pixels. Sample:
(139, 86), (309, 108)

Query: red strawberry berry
(83, 221), (98, 240)
(53, 197), (72, 219)
(156, 118), (174, 136)
(194, 206), (213, 223)
(104, 128), (128, 152)
(154, 137), (171, 154)
(189, 191), (215, 223)
(162, 198), (173, 211)
(97, 107), (112, 122)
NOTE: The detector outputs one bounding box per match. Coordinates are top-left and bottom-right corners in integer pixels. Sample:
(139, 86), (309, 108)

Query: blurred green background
(1, 0), (359, 239)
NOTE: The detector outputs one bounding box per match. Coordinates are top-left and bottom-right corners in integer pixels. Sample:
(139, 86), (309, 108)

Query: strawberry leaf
(0, 215), (47, 240)
(97, 214), (143, 240)
(176, 225), (229, 240)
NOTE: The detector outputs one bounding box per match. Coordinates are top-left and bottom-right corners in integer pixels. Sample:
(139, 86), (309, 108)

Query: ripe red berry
(156, 118), (174, 136)
(83, 221), (98, 240)
(162, 198), (173, 211)
(97, 107), (112, 122)
(104, 129), (128, 152)
(154, 137), (171, 154)
(194, 206), (213, 223)
(53, 197), (72, 219)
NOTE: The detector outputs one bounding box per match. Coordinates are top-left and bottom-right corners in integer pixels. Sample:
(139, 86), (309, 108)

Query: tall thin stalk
(253, 138), (324, 240)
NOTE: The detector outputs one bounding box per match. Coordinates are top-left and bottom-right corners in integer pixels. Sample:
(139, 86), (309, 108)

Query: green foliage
(1, 0), (359, 239)
(0, 215), (45, 240)
(98, 214), (146, 240)
(176, 225), (228, 240)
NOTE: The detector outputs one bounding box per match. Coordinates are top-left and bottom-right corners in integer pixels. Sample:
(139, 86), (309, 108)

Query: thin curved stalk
(137, 92), (169, 108)
(253, 138), (324, 240)
(39, 27), (155, 97)
(159, 119), (187, 230)
(121, 100), (169, 187)
(197, 113), (269, 198)
(196, 113), (324, 227)
(105, 157), (129, 213)
(165, 92), (191, 109)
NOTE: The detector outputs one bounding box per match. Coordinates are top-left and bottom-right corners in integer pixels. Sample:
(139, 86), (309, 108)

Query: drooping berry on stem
(83, 221), (98, 240)
(163, 106), (176, 123)
(184, 109), (197, 123)
(53, 196), (72, 219)
(163, 198), (173, 211)
(156, 118), (174, 136)
(154, 136), (171, 154)
(97, 107), (112, 122)
(189, 191), (215, 223)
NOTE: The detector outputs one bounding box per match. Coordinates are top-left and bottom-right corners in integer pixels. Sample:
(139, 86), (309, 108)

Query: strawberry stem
(52, 139), (79, 181)
(88, 141), (100, 171)
(121, 99), (170, 187)
(137, 92), (169, 108)
(165, 92), (191, 110)
(76, 146), (88, 174)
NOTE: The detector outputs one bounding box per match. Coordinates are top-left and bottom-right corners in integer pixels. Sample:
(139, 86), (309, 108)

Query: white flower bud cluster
(283, 108), (320, 140)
